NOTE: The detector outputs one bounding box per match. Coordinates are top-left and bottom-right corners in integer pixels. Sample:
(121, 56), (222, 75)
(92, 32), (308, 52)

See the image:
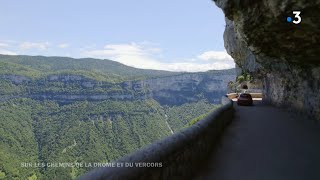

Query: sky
(0, 0), (235, 72)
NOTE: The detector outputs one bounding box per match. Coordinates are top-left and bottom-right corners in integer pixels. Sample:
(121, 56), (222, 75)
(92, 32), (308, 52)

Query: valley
(0, 54), (235, 179)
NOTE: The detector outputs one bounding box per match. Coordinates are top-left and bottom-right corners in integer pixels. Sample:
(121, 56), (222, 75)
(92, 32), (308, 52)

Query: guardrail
(78, 96), (234, 180)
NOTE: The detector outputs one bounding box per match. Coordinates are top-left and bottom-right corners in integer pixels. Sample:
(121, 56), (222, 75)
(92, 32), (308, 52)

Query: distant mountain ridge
(0, 54), (236, 105)
(0, 54), (182, 82)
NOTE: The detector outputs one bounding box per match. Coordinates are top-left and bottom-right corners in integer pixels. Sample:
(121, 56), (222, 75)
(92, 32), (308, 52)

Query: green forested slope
(0, 99), (171, 179)
(0, 54), (227, 179)
(0, 100), (40, 180)
(0, 55), (181, 82)
(164, 100), (220, 132)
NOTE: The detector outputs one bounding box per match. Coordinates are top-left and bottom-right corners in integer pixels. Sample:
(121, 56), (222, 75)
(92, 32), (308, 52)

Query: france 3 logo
(286, 11), (301, 24)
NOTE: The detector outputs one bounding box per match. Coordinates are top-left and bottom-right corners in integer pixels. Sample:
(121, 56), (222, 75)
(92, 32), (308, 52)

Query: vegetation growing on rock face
(236, 75), (245, 83)
(0, 54), (235, 179)
(227, 71), (257, 93)
(236, 71), (252, 84)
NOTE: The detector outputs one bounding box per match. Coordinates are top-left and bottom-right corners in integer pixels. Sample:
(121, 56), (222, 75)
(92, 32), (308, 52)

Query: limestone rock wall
(214, 0), (320, 120)
(1, 71), (236, 105)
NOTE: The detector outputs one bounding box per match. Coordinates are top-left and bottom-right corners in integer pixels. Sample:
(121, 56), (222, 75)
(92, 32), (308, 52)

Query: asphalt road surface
(197, 100), (320, 180)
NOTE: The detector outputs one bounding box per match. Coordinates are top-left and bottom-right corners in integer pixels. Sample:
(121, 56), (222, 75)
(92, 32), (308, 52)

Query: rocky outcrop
(1, 70), (236, 105)
(2, 75), (31, 84)
(214, 0), (320, 120)
(128, 72), (235, 105)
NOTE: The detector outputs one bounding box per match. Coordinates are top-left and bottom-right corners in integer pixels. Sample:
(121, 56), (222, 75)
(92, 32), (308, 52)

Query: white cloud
(0, 40), (234, 72)
(19, 42), (49, 50)
(82, 43), (235, 72)
(0, 41), (16, 55)
(0, 43), (9, 48)
(163, 62), (234, 72)
(82, 43), (162, 69)
(58, 43), (69, 48)
(103, 43), (144, 56)
(198, 50), (232, 61)
(0, 49), (17, 55)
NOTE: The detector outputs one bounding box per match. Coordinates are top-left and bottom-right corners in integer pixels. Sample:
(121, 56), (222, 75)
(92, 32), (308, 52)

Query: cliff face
(214, 0), (320, 120)
(130, 72), (235, 105)
(1, 70), (235, 105)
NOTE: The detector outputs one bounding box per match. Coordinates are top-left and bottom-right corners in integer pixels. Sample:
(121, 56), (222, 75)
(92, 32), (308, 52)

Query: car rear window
(240, 94), (251, 98)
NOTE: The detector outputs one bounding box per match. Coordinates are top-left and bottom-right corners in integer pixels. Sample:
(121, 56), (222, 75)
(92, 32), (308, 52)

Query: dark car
(237, 93), (253, 106)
